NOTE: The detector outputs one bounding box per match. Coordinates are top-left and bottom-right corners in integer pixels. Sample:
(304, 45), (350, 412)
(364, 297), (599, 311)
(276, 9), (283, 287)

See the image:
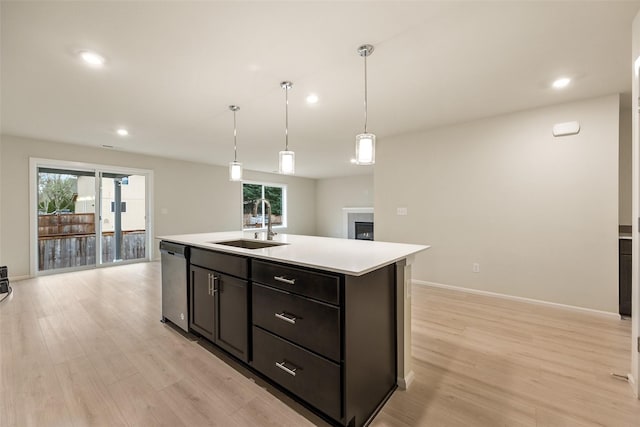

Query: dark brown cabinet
(251, 259), (396, 427)
(253, 283), (340, 361)
(189, 248), (249, 362)
(619, 239), (632, 317)
(215, 272), (248, 359)
(190, 265), (216, 342)
(252, 326), (341, 421)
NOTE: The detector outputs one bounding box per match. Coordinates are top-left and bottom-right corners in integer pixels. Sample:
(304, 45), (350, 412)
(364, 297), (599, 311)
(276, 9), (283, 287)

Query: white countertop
(158, 231), (430, 276)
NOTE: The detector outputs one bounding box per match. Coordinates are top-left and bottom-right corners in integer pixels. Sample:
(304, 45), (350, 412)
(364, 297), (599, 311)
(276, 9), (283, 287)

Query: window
(242, 182), (286, 229)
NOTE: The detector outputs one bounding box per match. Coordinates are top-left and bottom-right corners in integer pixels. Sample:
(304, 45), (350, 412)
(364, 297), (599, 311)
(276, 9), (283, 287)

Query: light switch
(397, 207), (408, 216)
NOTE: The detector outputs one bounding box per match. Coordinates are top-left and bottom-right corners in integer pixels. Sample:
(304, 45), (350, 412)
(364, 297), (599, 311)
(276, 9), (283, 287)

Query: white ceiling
(2, 1), (639, 178)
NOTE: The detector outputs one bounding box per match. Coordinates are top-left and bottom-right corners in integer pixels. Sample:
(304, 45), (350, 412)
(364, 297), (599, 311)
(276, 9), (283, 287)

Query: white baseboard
(8, 275), (31, 282)
(628, 374), (638, 399)
(414, 280), (620, 319)
(397, 370), (415, 390)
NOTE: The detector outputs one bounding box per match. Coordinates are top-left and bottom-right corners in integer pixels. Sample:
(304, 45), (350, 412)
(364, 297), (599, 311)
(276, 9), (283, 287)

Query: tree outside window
(38, 173), (78, 214)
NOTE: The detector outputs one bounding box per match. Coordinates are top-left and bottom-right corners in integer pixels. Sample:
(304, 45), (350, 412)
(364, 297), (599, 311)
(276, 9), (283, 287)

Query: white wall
(0, 134), (316, 278)
(620, 106), (633, 225)
(316, 174), (373, 238)
(375, 94), (620, 313)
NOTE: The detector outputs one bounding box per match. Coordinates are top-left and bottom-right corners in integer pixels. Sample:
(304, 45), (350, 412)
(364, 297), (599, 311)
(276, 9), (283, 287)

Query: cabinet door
(620, 253), (632, 316)
(190, 265), (216, 342)
(215, 272), (248, 361)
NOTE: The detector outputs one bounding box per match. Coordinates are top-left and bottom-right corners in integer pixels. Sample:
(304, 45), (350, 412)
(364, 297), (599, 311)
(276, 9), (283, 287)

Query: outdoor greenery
(38, 173), (78, 214)
(242, 183), (282, 216)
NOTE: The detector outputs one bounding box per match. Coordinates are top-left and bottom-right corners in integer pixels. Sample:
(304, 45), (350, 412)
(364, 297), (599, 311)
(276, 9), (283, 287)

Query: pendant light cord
(364, 53), (368, 134)
(284, 86), (289, 151)
(233, 109), (238, 162)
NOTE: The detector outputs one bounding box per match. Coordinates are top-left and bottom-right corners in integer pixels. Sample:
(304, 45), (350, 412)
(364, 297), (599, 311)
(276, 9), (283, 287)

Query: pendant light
(279, 81), (295, 175)
(355, 44), (375, 165)
(228, 105), (243, 181)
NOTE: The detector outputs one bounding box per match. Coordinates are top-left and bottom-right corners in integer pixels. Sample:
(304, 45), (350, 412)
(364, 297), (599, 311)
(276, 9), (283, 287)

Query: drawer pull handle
(274, 312), (297, 324)
(275, 361), (297, 376)
(274, 276), (296, 285)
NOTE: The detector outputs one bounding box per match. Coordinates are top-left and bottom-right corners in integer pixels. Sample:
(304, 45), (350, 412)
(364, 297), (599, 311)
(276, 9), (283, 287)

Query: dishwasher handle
(159, 241), (189, 258)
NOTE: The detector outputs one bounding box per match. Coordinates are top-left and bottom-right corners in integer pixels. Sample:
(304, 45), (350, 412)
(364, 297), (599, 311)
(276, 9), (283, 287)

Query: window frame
(241, 181), (287, 231)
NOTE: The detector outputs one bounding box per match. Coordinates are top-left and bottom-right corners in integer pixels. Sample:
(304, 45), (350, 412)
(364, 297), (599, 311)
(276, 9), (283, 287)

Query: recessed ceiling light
(80, 50), (105, 67)
(552, 77), (571, 89)
(306, 94), (319, 104)
(116, 128), (129, 137)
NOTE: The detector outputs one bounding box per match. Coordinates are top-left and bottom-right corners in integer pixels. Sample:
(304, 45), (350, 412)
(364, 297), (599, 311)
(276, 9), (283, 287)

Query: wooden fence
(39, 213), (95, 236)
(38, 213), (146, 271)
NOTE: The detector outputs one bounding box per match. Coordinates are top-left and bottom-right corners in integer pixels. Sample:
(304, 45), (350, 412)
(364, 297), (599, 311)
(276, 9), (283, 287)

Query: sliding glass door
(37, 168), (97, 271)
(99, 173), (147, 264)
(34, 161), (150, 274)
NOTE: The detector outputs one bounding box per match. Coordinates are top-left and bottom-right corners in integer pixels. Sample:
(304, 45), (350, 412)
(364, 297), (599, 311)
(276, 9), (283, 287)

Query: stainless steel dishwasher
(160, 241), (189, 332)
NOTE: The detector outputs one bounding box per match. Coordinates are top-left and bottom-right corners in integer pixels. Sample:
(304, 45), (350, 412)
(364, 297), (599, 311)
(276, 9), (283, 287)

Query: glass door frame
(29, 158), (154, 276)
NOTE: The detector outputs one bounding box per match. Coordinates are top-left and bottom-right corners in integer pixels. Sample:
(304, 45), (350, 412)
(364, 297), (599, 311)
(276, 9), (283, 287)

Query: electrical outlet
(472, 263), (480, 273)
(397, 207), (408, 216)
(180, 313), (185, 321)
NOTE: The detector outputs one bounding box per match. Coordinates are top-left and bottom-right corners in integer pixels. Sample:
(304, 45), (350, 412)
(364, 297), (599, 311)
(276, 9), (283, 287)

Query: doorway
(31, 159), (152, 275)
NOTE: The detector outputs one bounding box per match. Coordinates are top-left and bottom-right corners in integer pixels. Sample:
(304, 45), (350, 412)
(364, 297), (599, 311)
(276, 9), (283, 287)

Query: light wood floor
(1, 262), (638, 426)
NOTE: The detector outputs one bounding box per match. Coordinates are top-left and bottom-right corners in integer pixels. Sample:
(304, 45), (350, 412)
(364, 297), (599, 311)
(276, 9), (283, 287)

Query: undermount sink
(210, 239), (287, 250)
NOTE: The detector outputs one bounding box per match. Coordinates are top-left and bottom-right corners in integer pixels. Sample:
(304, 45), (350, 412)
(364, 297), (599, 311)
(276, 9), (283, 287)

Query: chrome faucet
(253, 198), (276, 240)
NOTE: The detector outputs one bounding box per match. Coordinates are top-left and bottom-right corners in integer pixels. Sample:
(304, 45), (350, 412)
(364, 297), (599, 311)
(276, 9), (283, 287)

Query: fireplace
(342, 207), (373, 239)
(355, 221), (374, 241)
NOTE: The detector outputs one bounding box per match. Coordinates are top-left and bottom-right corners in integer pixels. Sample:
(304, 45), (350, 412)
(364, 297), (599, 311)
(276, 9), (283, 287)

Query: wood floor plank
(156, 377), (242, 426)
(54, 356), (128, 426)
(124, 342), (185, 392)
(106, 373), (186, 427)
(8, 355), (74, 427)
(39, 312), (87, 364)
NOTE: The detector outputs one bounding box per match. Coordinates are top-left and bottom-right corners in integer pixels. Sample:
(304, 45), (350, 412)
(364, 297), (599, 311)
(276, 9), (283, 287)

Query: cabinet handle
(274, 312), (297, 324)
(212, 275), (219, 293)
(207, 273), (212, 295)
(274, 276), (296, 285)
(275, 361), (297, 376)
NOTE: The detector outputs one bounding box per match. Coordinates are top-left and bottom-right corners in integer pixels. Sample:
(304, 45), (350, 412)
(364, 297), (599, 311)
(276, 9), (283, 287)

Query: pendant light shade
(229, 160), (242, 181)
(279, 81), (295, 175)
(355, 44), (375, 165)
(355, 133), (375, 165)
(279, 150), (295, 175)
(228, 105), (243, 181)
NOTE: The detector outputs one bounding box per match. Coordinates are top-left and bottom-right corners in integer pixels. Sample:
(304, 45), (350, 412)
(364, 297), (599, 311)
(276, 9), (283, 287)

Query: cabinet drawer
(191, 248), (249, 279)
(252, 260), (340, 305)
(252, 326), (341, 421)
(253, 284), (340, 362)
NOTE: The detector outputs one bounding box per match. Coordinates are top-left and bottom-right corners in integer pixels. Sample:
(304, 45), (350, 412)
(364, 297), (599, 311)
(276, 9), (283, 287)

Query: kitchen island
(159, 231), (429, 427)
